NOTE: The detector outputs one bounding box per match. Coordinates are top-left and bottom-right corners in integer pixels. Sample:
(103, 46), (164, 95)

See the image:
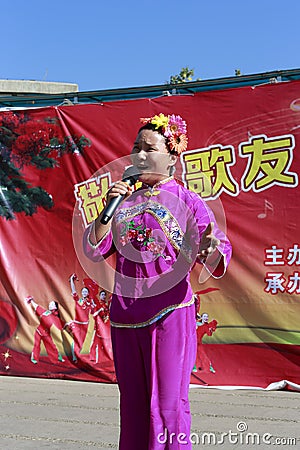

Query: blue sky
(2, 0), (300, 92)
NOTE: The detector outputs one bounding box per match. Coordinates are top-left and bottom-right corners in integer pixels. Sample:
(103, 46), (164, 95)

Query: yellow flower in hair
(151, 113), (169, 130)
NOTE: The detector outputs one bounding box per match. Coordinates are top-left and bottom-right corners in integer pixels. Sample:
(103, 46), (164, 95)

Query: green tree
(169, 67), (201, 84)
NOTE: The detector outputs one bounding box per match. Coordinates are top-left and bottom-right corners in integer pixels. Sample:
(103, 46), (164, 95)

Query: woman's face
(81, 287), (89, 298)
(100, 291), (107, 301)
(202, 313), (209, 323)
(131, 129), (177, 185)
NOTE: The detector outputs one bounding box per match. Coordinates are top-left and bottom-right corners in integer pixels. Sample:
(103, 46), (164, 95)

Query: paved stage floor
(0, 376), (299, 449)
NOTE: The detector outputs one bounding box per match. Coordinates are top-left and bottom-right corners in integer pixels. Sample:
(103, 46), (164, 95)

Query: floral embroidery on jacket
(115, 200), (192, 262)
(120, 219), (166, 260)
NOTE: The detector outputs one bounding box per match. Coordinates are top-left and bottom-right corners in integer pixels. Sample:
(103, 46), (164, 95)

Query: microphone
(100, 166), (140, 225)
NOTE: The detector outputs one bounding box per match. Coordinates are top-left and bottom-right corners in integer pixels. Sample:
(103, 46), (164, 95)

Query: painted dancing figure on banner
(194, 312), (218, 373)
(25, 296), (65, 364)
(84, 113), (232, 450)
(67, 274), (97, 362)
(89, 290), (113, 364)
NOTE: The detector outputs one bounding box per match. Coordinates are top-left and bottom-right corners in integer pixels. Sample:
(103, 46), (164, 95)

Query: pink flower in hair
(164, 115), (187, 138)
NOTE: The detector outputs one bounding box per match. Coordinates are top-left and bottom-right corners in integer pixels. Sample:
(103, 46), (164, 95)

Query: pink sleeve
(190, 193), (232, 278)
(83, 225), (115, 263)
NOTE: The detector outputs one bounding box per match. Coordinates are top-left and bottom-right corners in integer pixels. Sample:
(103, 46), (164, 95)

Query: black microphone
(100, 166), (141, 225)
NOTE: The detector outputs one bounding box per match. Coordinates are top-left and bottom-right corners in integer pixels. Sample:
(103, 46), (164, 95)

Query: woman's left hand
(197, 222), (220, 260)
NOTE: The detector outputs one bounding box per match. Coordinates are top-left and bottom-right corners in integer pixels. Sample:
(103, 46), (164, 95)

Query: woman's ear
(168, 154), (177, 168)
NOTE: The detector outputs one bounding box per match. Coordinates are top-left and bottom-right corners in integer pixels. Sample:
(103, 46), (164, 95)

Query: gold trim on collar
(144, 190), (160, 197)
(142, 176), (173, 190)
(143, 176), (174, 197)
(152, 176), (174, 189)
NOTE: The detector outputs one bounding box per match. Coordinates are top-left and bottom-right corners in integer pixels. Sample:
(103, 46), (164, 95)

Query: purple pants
(111, 304), (196, 450)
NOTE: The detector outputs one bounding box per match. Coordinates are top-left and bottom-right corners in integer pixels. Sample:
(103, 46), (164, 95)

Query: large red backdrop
(0, 80), (299, 387)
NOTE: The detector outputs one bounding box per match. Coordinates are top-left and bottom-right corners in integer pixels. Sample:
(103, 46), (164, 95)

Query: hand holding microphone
(100, 166), (140, 224)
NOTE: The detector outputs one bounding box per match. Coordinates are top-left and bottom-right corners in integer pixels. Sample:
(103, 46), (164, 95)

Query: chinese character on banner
(264, 245), (285, 265)
(180, 145), (239, 199)
(287, 244), (300, 266)
(264, 244), (300, 294)
(239, 134), (298, 192)
(74, 173), (111, 227)
(286, 272), (300, 294)
(264, 272), (286, 295)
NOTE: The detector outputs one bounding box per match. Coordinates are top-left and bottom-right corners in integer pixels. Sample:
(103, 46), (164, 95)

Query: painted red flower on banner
(0, 111), (91, 219)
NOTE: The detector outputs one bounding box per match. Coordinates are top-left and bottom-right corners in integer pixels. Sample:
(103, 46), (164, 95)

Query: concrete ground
(0, 376), (299, 449)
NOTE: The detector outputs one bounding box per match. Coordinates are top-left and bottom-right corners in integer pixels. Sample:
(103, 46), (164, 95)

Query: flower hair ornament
(140, 113), (188, 155)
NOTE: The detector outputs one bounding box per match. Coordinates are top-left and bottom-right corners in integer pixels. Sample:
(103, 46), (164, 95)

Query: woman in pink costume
(84, 114), (232, 449)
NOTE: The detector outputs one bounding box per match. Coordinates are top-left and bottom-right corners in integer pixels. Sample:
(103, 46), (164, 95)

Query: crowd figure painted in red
(24, 275), (112, 365)
(25, 296), (65, 364)
(66, 274), (98, 362)
(192, 292), (218, 373)
(90, 290), (113, 364)
(194, 312), (218, 373)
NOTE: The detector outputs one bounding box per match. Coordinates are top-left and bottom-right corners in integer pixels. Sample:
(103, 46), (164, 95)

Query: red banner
(0, 80), (300, 387)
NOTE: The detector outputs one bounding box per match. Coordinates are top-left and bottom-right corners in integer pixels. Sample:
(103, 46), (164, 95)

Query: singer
(84, 113), (232, 450)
